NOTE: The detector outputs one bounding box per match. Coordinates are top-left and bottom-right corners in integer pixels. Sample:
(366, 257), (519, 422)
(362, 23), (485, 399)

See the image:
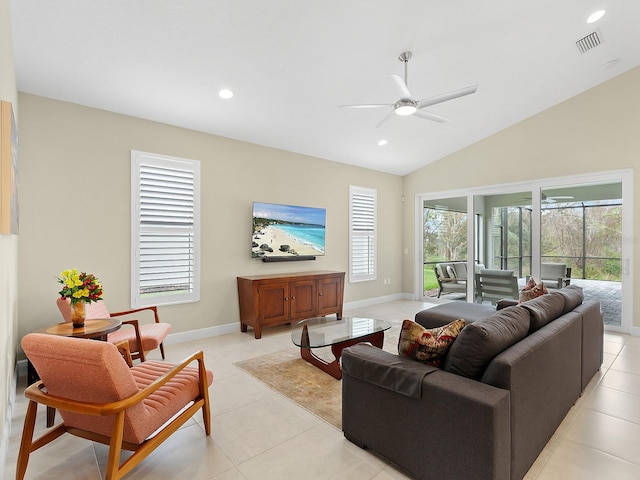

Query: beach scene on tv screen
(252, 202), (326, 258)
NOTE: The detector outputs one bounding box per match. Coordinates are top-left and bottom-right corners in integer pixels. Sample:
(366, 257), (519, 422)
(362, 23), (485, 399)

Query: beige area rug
(234, 349), (343, 429)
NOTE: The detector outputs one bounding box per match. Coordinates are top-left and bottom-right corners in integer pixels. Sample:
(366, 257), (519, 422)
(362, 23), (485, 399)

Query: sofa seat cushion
(398, 319), (466, 367)
(444, 306), (531, 379)
(342, 343), (439, 399)
(415, 302), (495, 329)
(520, 293), (565, 332)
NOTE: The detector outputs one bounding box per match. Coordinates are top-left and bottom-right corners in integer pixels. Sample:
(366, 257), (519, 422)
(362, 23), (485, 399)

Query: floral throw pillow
(398, 319), (466, 367)
(519, 277), (548, 302)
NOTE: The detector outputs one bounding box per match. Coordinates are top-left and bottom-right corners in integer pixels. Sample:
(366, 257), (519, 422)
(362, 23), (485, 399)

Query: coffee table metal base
(299, 325), (385, 380)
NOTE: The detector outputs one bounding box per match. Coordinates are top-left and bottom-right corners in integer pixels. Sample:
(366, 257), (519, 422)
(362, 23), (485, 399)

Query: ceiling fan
(339, 51), (478, 127)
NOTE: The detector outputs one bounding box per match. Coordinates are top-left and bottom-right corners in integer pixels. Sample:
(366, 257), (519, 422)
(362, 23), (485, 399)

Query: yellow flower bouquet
(57, 269), (103, 305)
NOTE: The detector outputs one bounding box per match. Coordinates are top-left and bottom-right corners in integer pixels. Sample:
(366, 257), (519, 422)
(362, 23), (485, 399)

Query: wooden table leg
(299, 326), (385, 380)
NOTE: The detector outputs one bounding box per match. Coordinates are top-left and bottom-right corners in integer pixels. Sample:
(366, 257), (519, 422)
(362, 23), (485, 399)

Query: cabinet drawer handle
(292, 296), (296, 300)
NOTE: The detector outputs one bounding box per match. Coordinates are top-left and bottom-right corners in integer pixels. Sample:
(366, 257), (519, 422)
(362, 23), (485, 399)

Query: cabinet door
(318, 275), (343, 315)
(258, 282), (290, 325)
(290, 279), (317, 320)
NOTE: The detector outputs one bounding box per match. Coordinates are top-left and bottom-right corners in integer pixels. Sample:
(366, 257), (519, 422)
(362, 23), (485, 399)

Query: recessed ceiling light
(219, 88), (234, 99)
(587, 10), (605, 24)
(378, 139), (388, 146)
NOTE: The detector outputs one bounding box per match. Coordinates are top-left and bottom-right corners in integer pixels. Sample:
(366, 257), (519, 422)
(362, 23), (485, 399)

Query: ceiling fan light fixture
(395, 104), (417, 116)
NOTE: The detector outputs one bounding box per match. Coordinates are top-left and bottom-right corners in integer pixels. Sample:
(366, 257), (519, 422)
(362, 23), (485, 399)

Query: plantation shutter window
(349, 185), (377, 282)
(131, 151), (200, 307)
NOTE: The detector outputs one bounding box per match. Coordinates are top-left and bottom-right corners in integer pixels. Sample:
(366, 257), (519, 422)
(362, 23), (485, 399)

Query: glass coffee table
(291, 316), (391, 379)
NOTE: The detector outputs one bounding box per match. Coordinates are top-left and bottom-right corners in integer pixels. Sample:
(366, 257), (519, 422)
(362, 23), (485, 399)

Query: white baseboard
(163, 322), (240, 345)
(343, 292), (413, 310)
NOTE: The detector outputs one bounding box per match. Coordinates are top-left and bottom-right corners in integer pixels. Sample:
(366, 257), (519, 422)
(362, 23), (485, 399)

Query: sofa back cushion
(554, 285), (584, 314)
(443, 306), (531, 379)
(520, 293), (566, 332)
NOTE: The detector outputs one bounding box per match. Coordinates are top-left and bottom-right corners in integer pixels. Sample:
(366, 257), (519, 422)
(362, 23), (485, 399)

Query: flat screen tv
(252, 202), (326, 260)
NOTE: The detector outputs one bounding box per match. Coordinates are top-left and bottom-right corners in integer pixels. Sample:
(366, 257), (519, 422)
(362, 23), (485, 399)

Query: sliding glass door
(416, 171), (631, 332)
(540, 183), (622, 327)
(422, 197), (468, 300)
(473, 191), (532, 303)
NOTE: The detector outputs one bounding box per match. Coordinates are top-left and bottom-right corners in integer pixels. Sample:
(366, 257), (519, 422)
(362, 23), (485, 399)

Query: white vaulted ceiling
(10, 1), (640, 175)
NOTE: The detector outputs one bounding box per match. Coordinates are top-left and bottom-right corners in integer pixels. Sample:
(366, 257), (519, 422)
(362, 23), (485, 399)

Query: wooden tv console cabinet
(237, 271), (345, 339)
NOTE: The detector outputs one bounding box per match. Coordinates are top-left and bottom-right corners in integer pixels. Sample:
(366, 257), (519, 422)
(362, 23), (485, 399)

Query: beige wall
(0, 0), (18, 467)
(402, 66), (640, 326)
(16, 94), (404, 352)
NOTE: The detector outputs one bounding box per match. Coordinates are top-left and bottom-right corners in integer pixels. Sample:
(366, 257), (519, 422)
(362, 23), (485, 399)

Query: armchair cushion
(108, 322), (172, 354)
(446, 265), (458, 282)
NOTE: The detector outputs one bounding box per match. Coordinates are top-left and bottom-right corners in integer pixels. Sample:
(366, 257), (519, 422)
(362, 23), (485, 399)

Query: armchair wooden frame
(108, 306), (162, 362)
(16, 350), (211, 480)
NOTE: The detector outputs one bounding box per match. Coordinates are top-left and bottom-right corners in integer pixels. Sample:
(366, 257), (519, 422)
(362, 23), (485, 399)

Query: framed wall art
(1, 100), (18, 235)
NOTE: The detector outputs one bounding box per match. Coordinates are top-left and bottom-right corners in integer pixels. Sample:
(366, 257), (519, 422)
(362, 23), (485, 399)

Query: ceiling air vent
(576, 30), (602, 54)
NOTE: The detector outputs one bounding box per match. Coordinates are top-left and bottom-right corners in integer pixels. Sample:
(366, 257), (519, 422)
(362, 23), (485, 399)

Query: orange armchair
(57, 298), (171, 362)
(18, 333), (213, 480)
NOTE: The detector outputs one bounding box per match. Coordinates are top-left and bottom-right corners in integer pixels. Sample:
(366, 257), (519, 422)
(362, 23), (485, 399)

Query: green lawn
(423, 266), (439, 291)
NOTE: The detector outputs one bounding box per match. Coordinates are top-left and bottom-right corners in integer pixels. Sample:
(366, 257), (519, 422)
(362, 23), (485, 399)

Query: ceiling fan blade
(338, 103), (394, 109)
(376, 108), (396, 128)
(391, 74), (413, 100)
(413, 110), (451, 123)
(417, 84), (478, 109)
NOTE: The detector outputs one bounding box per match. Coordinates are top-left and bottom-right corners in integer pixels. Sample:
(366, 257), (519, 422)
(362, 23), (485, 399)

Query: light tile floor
(4, 300), (640, 480)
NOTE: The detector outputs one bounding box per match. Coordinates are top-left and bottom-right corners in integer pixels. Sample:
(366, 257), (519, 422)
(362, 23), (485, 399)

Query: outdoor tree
(423, 208), (467, 262)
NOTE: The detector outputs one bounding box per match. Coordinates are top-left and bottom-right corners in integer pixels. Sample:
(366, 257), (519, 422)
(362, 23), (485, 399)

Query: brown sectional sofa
(341, 285), (603, 480)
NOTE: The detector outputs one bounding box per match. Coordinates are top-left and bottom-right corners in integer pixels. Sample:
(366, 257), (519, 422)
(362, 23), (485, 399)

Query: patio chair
(17, 333), (213, 480)
(57, 297), (171, 362)
(434, 262), (467, 298)
(475, 269), (519, 304)
(541, 263), (572, 289)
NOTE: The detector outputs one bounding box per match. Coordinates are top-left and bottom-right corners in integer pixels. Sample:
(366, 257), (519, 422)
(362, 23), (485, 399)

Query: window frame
(349, 185), (377, 283)
(130, 150), (201, 307)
